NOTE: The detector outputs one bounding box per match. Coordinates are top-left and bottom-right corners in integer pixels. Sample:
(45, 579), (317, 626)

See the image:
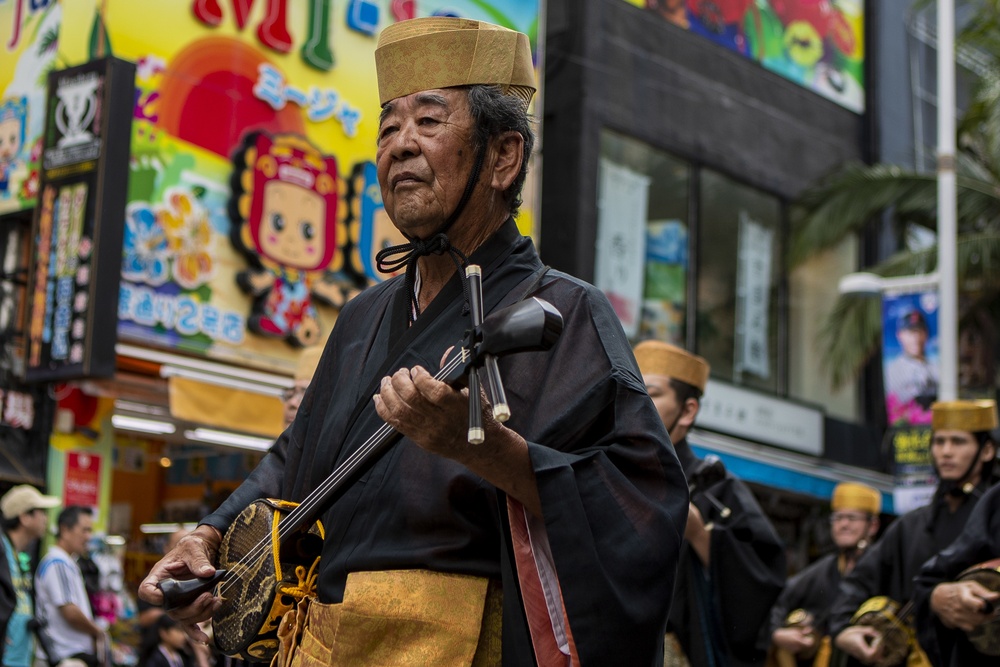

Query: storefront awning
(688, 428), (896, 514)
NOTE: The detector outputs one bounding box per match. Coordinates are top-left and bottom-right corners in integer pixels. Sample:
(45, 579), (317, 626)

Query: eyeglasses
(829, 512), (869, 524)
(281, 387), (307, 402)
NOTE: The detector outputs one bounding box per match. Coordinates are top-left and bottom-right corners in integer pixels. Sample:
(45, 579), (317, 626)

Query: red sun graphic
(156, 36), (305, 158)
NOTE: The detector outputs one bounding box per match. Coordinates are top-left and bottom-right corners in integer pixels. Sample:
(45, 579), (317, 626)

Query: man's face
(931, 429), (993, 484)
(897, 327), (928, 358)
(644, 373), (682, 436)
(283, 379), (310, 428)
(61, 513), (93, 557)
(376, 89), (478, 238)
(23, 508), (50, 541)
(829, 510), (873, 550)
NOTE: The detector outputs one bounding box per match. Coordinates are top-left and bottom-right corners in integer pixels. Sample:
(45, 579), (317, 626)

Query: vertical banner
(735, 211), (773, 378)
(24, 57), (135, 382)
(595, 158), (650, 337)
(882, 290), (939, 426)
(640, 220), (688, 344)
(882, 289), (940, 513)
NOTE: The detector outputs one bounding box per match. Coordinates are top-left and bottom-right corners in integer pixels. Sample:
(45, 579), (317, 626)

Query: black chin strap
(375, 143), (488, 321)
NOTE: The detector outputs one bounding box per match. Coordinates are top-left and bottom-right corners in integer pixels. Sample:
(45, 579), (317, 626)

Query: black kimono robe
(203, 220), (690, 666)
(828, 485), (985, 667)
(668, 440), (786, 667)
(914, 483), (1000, 667)
(767, 552), (844, 667)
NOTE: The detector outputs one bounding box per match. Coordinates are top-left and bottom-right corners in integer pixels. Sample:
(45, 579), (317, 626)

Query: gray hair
(466, 85), (535, 217)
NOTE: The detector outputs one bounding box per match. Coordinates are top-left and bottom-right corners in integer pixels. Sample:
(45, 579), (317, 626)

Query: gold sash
(273, 569), (503, 667)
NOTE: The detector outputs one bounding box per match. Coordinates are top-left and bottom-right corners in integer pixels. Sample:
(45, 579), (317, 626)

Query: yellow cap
(633, 340), (710, 392)
(931, 400), (999, 432)
(831, 482), (881, 515)
(375, 17), (536, 106)
(294, 346), (324, 383)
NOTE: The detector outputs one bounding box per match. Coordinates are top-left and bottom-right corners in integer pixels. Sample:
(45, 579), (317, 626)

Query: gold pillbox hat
(633, 341), (710, 392)
(294, 346), (325, 383)
(375, 17), (536, 106)
(831, 482), (881, 515)
(931, 399), (999, 432)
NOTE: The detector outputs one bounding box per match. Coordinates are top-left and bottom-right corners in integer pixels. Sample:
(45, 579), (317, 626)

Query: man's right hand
(138, 524), (223, 642)
(772, 625), (816, 655)
(834, 625), (883, 665)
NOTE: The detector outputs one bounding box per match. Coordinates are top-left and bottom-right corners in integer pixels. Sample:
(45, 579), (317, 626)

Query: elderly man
(913, 479), (1000, 667)
(633, 340), (785, 667)
(140, 17), (688, 667)
(767, 482), (881, 667)
(830, 400), (998, 666)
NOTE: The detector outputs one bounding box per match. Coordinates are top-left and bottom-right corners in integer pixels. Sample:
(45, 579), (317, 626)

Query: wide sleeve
(705, 476), (787, 659)
(507, 282), (689, 666)
(913, 485), (1000, 667)
(769, 566), (809, 639)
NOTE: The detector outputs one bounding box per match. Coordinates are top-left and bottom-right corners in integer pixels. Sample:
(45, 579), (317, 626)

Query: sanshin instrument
(159, 276), (564, 661)
(846, 597), (918, 667)
(956, 557), (1000, 656)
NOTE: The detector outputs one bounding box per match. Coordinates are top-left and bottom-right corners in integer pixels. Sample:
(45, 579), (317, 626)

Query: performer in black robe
(767, 482), (882, 667)
(634, 341), (786, 667)
(914, 454), (1000, 666)
(140, 17), (689, 667)
(829, 400), (998, 667)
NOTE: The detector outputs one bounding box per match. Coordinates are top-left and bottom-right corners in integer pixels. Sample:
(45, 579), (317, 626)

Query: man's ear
(676, 397), (700, 431)
(489, 131), (524, 193)
(981, 439), (996, 464)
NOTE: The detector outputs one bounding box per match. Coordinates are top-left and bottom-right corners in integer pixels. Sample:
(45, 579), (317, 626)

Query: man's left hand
(930, 580), (1000, 632)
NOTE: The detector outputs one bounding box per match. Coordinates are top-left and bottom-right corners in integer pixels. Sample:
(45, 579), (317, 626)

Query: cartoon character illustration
(646, 0), (689, 28)
(0, 98), (28, 198)
(229, 131), (344, 347)
(348, 161), (406, 285)
(685, 0), (754, 53)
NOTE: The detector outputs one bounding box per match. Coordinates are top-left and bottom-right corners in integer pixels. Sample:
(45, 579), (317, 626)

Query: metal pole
(937, 0), (957, 401)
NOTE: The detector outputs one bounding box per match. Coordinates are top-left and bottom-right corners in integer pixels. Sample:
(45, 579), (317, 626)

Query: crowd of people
(131, 15), (996, 667)
(0, 14), (993, 667)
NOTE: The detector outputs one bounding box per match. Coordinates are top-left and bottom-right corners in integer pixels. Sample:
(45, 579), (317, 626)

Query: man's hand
(772, 626), (817, 656)
(138, 525), (223, 642)
(374, 365), (541, 515)
(834, 625), (883, 665)
(930, 580), (1000, 632)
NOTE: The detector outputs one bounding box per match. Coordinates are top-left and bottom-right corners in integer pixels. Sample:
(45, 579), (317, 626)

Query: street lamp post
(937, 0), (957, 401)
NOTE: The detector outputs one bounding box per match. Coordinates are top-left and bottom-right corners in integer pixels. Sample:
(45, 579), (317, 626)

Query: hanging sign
(24, 57), (135, 382)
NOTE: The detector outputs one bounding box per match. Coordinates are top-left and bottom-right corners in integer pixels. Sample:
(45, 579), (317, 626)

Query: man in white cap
(0, 485), (59, 667)
(141, 16), (687, 667)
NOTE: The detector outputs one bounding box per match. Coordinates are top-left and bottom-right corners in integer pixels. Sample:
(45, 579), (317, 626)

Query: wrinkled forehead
(378, 89), (470, 128)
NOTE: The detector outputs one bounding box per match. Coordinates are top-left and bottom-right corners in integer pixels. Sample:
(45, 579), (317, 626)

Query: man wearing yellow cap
(633, 340), (785, 667)
(141, 17), (688, 667)
(914, 481), (1000, 667)
(767, 482), (881, 667)
(830, 400), (998, 666)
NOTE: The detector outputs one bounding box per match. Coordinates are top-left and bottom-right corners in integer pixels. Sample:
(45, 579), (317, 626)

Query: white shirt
(34, 545), (94, 661)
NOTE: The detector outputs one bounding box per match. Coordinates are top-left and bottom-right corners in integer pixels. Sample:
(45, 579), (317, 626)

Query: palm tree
(790, 6), (1000, 392)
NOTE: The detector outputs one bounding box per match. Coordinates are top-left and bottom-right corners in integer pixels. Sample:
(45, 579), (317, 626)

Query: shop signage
(620, 0), (865, 113)
(0, 0), (60, 216)
(700, 380), (823, 455)
(64, 450), (101, 507)
(64, 0), (541, 374)
(24, 57), (135, 381)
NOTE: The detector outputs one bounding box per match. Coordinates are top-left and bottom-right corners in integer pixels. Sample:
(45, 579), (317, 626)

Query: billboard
(46, 0), (540, 375)
(0, 0), (60, 216)
(622, 0), (865, 113)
